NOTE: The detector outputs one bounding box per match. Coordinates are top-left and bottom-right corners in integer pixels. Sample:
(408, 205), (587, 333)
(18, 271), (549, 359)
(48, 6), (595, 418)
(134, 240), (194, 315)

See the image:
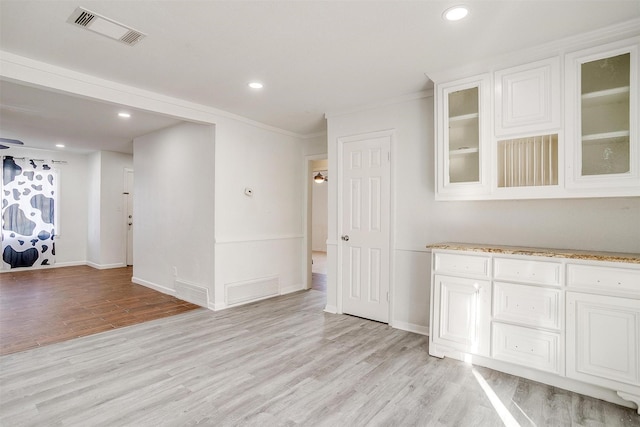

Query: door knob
(341, 235), (350, 241)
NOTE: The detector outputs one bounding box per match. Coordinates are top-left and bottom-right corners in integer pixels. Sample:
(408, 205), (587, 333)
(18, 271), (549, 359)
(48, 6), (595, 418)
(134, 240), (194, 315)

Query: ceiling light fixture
(314, 172), (327, 183)
(118, 112), (131, 118)
(248, 82), (264, 89)
(443, 5), (469, 21)
(55, 144), (65, 148)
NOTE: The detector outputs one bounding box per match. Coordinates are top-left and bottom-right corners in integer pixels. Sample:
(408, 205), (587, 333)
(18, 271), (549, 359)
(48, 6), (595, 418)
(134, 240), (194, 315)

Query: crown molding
(325, 89), (433, 120)
(300, 130), (328, 140)
(427, 18), (640, 83)
(0, 50), (309, 140)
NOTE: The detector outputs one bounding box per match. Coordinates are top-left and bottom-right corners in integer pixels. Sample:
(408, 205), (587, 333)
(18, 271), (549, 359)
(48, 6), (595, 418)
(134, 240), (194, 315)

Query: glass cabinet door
(566, 40), (639, 192)
(580, 52), (631, 176)
(436, 73), (490, 199)
(447, 86), (480, 183)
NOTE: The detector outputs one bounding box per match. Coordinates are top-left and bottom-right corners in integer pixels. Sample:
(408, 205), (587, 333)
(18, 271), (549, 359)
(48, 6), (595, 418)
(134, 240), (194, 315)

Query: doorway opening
(306, 156), (328, 292)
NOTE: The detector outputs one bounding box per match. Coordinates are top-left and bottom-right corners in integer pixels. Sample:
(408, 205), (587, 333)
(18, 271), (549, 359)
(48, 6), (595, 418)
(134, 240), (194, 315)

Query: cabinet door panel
(567, 292), (640, 388)
(433, 275), (491, 356)
(495, 57), (560, 136)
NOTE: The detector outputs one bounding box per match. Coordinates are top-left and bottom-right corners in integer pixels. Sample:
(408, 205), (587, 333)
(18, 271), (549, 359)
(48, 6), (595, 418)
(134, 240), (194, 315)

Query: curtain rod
(2, 156), (68, 164)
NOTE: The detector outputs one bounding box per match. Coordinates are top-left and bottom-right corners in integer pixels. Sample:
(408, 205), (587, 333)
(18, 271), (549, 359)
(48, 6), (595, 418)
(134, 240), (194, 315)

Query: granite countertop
(427, 242), (640, 264)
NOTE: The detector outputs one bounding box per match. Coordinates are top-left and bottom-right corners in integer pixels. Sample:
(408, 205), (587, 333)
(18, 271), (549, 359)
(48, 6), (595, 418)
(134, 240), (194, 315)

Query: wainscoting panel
(225, 276), (279, 306)
(214, 236), (304, 309)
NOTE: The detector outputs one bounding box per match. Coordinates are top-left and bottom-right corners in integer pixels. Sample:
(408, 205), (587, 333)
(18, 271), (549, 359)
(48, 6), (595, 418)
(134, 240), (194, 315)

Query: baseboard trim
(0, 260), (86, 273)
(210, 301), (225, 311)
(324, 304), (338, 314)
(392, 320), (429, 336)
(52, 261), (88, 268)
(87, 261), (127, 270)
(131, 276), (176, 296)
(280, 283), (305, 295)
(215, 293), (286, 311)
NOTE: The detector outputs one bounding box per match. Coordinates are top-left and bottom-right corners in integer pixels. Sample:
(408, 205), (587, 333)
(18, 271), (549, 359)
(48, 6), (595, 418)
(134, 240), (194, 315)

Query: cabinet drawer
(492, 323), (561, 374)
(567, 264), (640, 294)
(494, 257), (561, 286)
(493, 282), (561, 329)
(434, 253), (490, 277)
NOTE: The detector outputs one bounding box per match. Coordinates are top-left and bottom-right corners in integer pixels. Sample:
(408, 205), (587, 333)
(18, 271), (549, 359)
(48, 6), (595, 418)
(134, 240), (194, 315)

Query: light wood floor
(1, 289), (637, 426)
(312, 251), (327, 292)
(0, 265), (200, 355)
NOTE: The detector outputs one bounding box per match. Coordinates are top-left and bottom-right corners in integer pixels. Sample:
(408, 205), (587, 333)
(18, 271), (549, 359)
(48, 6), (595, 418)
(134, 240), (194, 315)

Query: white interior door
(340, 132), (391, 323)
(125, 169), (134, 266)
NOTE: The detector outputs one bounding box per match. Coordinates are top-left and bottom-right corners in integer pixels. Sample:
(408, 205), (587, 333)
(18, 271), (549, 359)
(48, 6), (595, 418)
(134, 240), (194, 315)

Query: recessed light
(248, 82), (263, 89)
(55, 144), (65, 148)
(118, 112), (131, 118)
(443, 5), (469, 21)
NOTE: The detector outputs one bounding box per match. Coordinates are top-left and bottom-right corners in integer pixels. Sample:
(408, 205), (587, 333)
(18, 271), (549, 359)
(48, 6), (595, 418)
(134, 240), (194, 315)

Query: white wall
(326, 93), (640, 334)
(133, 122), (215, 297)
(1, 146), (89, 268)
(303, 134), (328, 157)
(213, 117), (306, 308)
(86, 151), (101, 265)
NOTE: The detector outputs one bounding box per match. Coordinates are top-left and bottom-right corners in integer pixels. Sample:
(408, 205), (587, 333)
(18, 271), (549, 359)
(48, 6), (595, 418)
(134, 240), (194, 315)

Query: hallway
(312, 251), (327, 292)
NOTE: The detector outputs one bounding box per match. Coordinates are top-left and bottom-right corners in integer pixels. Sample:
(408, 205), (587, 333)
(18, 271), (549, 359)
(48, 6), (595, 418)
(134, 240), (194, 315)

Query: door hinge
(387, 151), (391, 162)
(386, 291), (389, 302)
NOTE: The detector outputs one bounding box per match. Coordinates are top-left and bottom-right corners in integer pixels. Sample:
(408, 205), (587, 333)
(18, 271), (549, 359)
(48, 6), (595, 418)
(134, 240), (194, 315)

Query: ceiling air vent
(67, 7), (146, 46)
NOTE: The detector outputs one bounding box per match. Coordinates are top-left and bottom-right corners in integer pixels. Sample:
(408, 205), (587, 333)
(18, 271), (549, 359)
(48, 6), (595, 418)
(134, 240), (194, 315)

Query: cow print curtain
(2, 156), (57, 269)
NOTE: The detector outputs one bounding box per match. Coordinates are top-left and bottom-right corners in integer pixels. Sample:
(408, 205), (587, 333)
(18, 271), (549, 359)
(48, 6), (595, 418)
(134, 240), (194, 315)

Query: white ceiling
(1, 1), (639, 153)
(0, 80), (182, 154)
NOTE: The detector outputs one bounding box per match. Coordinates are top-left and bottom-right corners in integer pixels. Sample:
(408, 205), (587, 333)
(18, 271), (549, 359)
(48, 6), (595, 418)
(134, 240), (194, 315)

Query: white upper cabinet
(436, 74), (491, 198)
(432, 22), (640, 200)
(495, 57), (561, 137)
(565, 38), (640, 193)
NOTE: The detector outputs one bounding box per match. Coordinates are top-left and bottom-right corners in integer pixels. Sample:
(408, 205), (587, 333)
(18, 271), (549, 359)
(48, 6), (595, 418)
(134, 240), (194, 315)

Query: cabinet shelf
(449, 147), (479, 156)
(449, 113), (479, 128)
(582, 130), (630, 144)
(582, 86), (630, 107)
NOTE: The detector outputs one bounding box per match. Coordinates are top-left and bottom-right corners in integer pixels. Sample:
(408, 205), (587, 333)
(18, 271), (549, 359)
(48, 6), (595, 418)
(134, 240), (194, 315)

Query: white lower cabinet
(566, 292), (640, 407)
(430, 247), (640, 413)
(431, 274), (491, 357)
